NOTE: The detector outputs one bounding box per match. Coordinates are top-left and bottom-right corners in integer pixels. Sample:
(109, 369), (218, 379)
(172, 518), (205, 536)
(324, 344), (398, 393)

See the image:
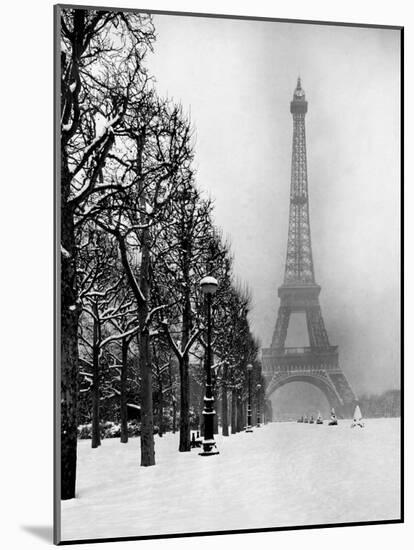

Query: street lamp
(246, 364), (253, 432)
(256, 383), (262, 427)
(199, 275), (219, 456)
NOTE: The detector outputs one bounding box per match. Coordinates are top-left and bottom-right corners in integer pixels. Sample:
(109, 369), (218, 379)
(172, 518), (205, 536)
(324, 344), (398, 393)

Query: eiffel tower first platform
(262, 79), (356, 418)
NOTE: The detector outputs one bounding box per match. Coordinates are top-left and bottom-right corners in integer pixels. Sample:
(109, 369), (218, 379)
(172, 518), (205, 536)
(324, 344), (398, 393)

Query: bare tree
(59, 7), (154, 498)
(156, 184), (214, 451)
(94, 95), (195, 465)
(77, 227), (139, 448)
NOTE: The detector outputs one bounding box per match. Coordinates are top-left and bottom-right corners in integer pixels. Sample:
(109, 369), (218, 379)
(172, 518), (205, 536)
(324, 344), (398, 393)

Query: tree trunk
(125, 134), (155, 467)
(91, 302), (101, 448)
(236, 396), (243, 432)
(231, 388), (237, 434)
(157, 361), (164, 437)
(172, 397), (177, 433)
(221, 365), (229, 436)
(199, 388), (205, 437)
(60, 164), (78, 500)
(179, 354), (191, 451)
(252, 402), (257, 427)
(120, 337), (128, 443)
(266, 399), (273, 423)
(213, 391), (220, 434)
(168, 362), (177, 433)
(158, 397), (163, 436)
(178, 245), (192, 452)
(138, 225), (155, 466)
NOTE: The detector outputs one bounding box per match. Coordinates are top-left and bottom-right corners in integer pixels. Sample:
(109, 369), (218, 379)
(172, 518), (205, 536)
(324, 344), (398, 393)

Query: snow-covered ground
(61, 418), (401, 542)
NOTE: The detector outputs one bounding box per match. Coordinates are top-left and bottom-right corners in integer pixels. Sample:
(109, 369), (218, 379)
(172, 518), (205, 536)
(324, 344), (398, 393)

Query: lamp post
(246, 364), (253, 432)
(199, 275), (219, 456)
(256, 383), (262, 427)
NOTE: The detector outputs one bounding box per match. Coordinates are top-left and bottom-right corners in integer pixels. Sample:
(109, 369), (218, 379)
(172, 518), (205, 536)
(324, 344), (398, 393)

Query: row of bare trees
(59, 7), (262, 500)
(358, 390), (400, 418)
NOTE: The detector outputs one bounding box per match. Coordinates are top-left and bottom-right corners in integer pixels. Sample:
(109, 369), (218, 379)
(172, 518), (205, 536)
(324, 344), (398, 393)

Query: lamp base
(199, 440), (219, 456)
(199, 449), (220, 456)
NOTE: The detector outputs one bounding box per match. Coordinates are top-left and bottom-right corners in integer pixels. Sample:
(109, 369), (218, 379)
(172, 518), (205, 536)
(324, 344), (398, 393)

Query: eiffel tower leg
(327, 372), (357, 418)
(271, 306), (290, 348)
(306, 305), (330, 348)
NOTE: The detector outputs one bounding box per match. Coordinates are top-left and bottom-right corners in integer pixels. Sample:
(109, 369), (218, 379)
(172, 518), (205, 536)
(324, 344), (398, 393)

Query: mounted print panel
(54, 4), (403, 545)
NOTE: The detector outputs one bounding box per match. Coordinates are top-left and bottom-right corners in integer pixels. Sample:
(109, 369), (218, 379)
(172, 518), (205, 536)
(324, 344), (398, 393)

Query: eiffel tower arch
(262, 79), (356, 418)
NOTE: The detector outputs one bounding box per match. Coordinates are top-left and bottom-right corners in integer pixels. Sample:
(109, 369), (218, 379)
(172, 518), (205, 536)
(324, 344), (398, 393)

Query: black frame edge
(55, 3), (403, 31)
(54, 3), (62, 546)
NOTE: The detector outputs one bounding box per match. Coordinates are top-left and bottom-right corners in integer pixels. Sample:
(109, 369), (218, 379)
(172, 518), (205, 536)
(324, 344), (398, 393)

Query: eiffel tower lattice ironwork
(262, 79), (356, 418)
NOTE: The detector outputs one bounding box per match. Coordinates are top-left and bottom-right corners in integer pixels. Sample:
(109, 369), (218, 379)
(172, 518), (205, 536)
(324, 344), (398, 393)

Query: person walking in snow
(351, 405), (364, 428)
(328, 408), (338, 426)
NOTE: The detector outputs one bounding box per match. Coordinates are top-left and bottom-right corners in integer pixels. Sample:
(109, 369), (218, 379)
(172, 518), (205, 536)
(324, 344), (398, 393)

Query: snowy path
(61, 418), (401, 541)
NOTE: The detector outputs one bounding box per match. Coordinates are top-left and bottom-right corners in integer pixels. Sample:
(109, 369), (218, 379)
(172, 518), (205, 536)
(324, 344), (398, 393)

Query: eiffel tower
(262, 78), (356, 418)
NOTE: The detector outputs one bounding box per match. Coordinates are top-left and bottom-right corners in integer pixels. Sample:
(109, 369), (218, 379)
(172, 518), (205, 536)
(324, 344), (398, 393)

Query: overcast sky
(147, 15), (400, 396)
